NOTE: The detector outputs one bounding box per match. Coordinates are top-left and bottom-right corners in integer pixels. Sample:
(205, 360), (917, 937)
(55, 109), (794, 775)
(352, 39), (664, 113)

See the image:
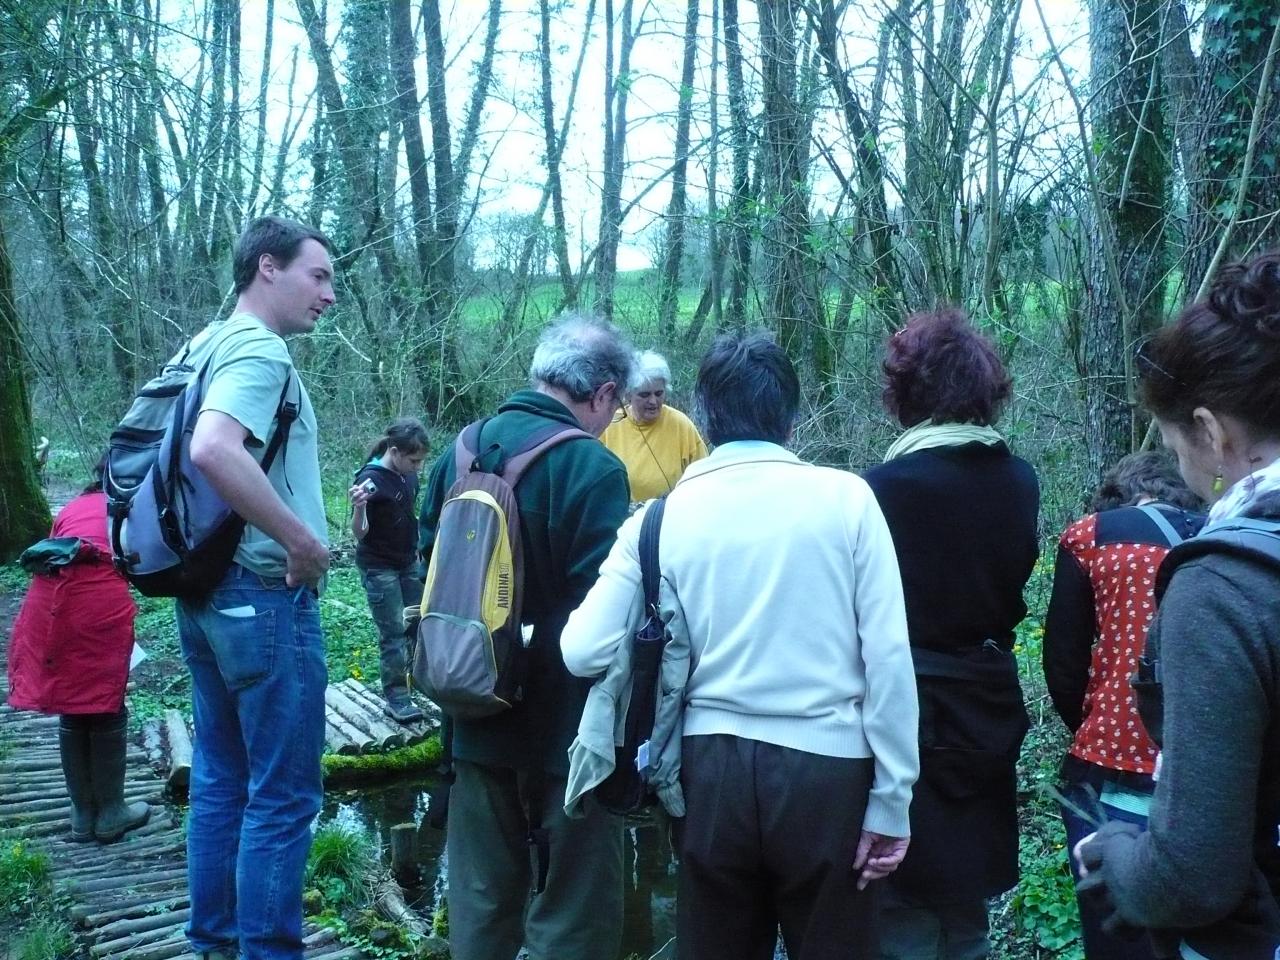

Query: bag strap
(639, 496), (667, 614)
(259, 372), (299, 475)
(454, 418), (491, 479)
(1135, 503), (1186, 547)
(501, 424), (593, 486)
(1156, 517), (1280, 597)
(453, 418), (592, 487)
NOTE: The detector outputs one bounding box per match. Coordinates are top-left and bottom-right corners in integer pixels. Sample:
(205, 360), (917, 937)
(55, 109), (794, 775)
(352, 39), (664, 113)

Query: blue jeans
(177, 564), (327, 960)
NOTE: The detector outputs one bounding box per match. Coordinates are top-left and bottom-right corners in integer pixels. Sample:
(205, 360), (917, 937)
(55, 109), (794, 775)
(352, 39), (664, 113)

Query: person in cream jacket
(562, 331), (920, 960)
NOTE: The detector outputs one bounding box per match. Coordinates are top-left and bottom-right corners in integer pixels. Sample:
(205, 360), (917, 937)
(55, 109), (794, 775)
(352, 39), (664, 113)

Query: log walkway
(0, 674), (367, 960)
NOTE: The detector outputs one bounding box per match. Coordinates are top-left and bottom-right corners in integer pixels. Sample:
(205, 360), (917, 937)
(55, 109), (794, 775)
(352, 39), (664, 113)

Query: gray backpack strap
(1197, 518), (1280, 562)
(454, 420), (489, 479)
(1136, 503), (1186, 547)
(501, 425), (593, 486)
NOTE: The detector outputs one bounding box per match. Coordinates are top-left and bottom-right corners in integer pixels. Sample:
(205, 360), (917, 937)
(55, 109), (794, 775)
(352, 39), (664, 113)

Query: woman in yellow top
(601, 350), (708, 502)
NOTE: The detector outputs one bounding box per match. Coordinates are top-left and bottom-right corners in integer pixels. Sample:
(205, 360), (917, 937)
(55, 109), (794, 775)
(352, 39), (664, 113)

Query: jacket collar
(498, 389), (586, 430)
(678, 440), (801, 485)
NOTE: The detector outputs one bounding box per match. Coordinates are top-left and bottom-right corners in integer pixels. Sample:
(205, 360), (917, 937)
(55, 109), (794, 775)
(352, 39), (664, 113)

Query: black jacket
(864, 441), (1039, 900)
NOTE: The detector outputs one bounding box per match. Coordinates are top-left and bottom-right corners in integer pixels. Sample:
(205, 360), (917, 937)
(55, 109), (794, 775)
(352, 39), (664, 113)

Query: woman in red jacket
(7, 461), (150, 843)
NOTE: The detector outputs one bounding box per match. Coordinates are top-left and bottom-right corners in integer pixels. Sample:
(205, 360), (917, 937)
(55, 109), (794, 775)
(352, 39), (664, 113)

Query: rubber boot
(58, 718), (96, 842)
(90, 713), (150, 843)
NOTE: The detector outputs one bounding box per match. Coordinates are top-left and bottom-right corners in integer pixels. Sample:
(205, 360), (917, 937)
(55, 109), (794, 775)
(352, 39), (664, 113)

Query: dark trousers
(677, 734), (878, 960)
(1059, 781), (1156, 960)
(446, 760), (625, 960)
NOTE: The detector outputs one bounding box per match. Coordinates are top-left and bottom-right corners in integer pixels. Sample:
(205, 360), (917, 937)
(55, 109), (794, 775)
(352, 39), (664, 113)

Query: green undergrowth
(998, 552), (1087, 959)
(306, 823), (448, 960)
(305, 821), (379, 915)
(322, 735), (442, 783)
(0, 837), (75, 960)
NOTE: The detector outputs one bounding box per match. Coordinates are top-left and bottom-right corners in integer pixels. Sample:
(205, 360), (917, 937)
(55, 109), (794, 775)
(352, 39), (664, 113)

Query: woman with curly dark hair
(863, 308), (1039, 960)
(1074, 251), (1280, 959)
(1043, 452), (1204, 960)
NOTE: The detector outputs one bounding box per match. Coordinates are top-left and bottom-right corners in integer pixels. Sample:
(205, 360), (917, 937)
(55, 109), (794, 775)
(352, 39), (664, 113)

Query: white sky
(156, 0), (1096, 270)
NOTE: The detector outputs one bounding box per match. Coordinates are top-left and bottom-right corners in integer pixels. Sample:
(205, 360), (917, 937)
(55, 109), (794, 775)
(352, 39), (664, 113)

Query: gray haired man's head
(529, 312), (634, 402)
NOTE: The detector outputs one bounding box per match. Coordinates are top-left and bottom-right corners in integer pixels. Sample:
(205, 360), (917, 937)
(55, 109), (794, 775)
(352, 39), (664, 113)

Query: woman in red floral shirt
(1043, 451), (1202, 960)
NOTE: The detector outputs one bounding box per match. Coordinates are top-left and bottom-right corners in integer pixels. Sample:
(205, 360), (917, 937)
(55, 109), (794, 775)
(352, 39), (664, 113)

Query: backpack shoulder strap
(259, 371), (299, 474)
(639, 497), (666, 614)
(1135, 503), (1187, 547)
(500, 423), (593, 486)
(1156, 517), (1280, 597)
(453, 419), (490, 480)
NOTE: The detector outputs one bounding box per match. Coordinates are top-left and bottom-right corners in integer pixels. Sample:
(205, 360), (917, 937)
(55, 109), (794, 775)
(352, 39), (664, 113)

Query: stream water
(321, 777), (680, 960)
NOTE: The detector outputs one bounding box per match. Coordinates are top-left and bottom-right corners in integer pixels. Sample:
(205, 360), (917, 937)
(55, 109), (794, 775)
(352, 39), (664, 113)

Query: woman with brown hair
(863, 309), (1039, 960)
(1075, 251), (1280, 959)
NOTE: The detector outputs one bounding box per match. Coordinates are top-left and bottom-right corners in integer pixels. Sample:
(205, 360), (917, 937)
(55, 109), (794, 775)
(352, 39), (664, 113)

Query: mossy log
(163, 709), (192, 791)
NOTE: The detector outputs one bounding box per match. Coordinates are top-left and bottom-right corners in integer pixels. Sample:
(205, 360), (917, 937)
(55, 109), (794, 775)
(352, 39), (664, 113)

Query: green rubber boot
(58, 719), (96, 843)
(90, 713), (150, 843)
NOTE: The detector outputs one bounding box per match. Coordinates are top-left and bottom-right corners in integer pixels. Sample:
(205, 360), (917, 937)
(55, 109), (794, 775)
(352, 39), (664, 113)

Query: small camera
(360, 479), (377, 495)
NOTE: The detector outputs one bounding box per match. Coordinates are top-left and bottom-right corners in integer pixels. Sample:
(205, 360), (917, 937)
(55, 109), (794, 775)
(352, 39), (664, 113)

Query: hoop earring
(1212, 470), (1225, 496)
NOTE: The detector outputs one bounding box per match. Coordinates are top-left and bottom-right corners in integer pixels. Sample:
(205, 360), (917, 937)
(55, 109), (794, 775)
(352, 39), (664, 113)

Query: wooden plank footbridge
(1, 664), (438, 960)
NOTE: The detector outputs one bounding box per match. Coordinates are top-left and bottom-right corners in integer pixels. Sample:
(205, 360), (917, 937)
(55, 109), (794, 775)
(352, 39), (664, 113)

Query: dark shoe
(58, 719), (96, 842)
(383, 699), (425, 724)
(90, 712), (150, 843)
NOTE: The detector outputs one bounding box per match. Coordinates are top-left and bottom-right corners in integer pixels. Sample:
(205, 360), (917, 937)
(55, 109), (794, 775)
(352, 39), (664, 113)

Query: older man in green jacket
(417, 313), (632, 960)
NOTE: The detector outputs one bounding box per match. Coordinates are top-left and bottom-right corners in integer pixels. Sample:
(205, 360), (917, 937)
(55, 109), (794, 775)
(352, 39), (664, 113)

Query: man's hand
(853, 830), (909, 890)
(285, 530), (329, 588)
(1073, 831), (1098, 879)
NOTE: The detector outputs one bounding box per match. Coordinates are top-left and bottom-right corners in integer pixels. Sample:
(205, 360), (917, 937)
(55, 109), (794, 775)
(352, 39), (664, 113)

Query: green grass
(0, 840), (50, 908)
(0, 838), (74, 960)
(12, 916), (75, 960)
(305, 821), (379, 914)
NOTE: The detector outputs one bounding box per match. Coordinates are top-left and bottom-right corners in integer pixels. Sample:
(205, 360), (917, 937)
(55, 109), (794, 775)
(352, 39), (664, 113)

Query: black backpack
(104, 327), (297, 599)
(593, 496), (670, 816)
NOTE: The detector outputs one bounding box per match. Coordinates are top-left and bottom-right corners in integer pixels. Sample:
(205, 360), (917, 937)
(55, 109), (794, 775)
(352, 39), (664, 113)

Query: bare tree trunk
(722, 0), (752, 330)
(245, 0), (275, 217)
(296, 0), (406, 364)
(497, 0), (597, 339)
(595, 0), (636, 321)
(0, 214), (52, 560)
(389, 0), (434, 281)
(757, 0), (821, 353)
(657, 0), (700, 338)
(1083, 0), (1170, 480)
(1180, 1), (1280, 293)
(810, 0), (902, 331)
(539, 0), (575, 303)
(421, 0), (500, 420)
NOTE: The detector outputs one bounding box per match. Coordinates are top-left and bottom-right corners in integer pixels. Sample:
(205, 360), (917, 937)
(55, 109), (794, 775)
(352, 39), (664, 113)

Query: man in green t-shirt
(175, 216), (334, 960)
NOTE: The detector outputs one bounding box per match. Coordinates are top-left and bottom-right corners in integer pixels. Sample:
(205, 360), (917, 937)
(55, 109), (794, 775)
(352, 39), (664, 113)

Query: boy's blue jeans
(177, 564), (327, 960)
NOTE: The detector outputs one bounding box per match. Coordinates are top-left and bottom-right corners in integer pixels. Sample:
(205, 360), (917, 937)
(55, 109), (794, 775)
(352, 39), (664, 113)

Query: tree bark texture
(722, 0), (753, 330)
(0, 214), (53, 561)
(1180, 2), (1280, 294)
(657, 0), (700, 339)
(1084, 0), (1170, 481)
(757, 0), (821, 353)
